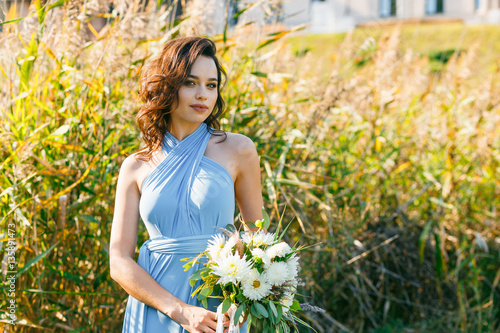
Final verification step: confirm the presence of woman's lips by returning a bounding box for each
[190,105,208,112]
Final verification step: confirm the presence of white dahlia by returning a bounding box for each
[241,269,272,301]
[266,242,291,260]
[207,234,227,261]
[264,261,290,286]
[212,252,252,285]
[242,231,276,248]
[251,248,271,267]
[286,254,300,280]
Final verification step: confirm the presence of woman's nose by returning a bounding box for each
[196,89,208,101]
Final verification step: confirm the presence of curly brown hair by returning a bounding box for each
[135,36,227,161]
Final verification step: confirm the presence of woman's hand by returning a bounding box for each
[170,303,230,333]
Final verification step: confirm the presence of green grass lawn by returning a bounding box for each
[286,22,500,79]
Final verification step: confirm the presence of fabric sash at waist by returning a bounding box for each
[138,234,213,275]
[138,234,213,278]
[133,234,214,330]
[143,234,213,255]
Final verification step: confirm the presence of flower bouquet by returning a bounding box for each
[182,216,312,333]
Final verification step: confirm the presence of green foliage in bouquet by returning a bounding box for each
[182,212,314,333]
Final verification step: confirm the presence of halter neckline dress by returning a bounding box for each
[122,122,242,332]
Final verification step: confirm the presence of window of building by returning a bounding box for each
[426,0,444,15]
[380,0,397,17]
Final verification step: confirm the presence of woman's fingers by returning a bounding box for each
[204,310,219,330]
[203,326,216,333]
[176,305,224,333]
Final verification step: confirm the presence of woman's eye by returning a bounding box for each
[185,80,195,86]
[208,83,217,89]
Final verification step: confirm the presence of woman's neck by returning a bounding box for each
[166,121,203,141]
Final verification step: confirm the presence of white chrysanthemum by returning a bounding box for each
[220,236,237,257]
[264,262,290,286]
[280,292,294,313]
[212,252,252,285]
[242,269,272,301]
[242,231,276,248]
[266,242,292,260]
[207,234,227,261]
[251,248,271,267]
[286,254,300,280]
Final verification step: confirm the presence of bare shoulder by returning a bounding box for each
[222,132,258,158]
[118,151,163,192]
[120,153,146,174]
[207,131,259,182]
[122,150,164,170]
[116,154,141,190]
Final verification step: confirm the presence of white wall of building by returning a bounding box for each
[280,0,500,34]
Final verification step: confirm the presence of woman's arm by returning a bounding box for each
[233,135,264,226]
[109,154,225,333]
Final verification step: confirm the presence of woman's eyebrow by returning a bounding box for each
[187,74,218,82]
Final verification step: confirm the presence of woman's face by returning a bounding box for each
[170,55,219,127]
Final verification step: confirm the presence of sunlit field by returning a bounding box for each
[0,1,499,332]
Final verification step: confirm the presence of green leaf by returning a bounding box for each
[269,301,278,318]
[262,208,271,229]
[183,260,194,271]
[234,303,246,324]
[276,219,294,243]
[198,285,213,300]
[290,299,302,311]
[268,303,277,325]
[19,34,38,94]
[0,17,25,26]
[282,321,290,333]
[250,303,262,319]
[434,232,447,281]
[225,223,236,233]
[246,314,253,333]
[251,71,267,78]
[16,242,58,277]
[257,25,306,50]
[236,292,245,303]
[276,304,283,323]
[263,320,272,333]
[47,0,68,10]
[419,220,433,263]
[191,283,205,298]
[233,0,263,21]
[245,222,257,230]
[189,269,203,283]
[222,298,232,314]
[254,302,269,318]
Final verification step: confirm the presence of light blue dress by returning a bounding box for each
[122,122,246,332]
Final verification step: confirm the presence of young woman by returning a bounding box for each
[109,37,263,332]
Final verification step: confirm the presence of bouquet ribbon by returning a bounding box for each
[216,303,239,333]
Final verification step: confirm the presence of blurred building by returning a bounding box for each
[2,0,500,35]
[281,0,500,33]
